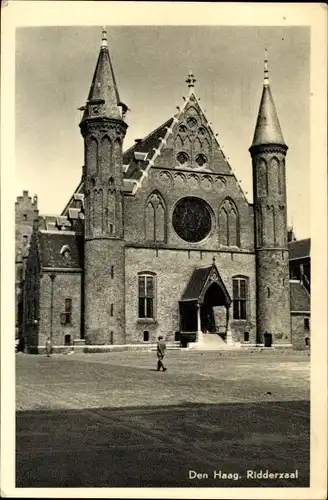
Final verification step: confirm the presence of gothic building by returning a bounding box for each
[17,30,310,352]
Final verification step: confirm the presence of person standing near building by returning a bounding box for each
[156,336,167,371]
[45,337,52,357]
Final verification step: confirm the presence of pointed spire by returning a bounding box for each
[81,28,127,122]
[250,50,286,148]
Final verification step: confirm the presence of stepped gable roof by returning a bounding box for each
[288,238,310,260]
[38,230,83,269]
[124,118,174,181]
[290,281,310,312]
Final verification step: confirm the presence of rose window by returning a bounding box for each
[195,154,208,167]
[187,117,197,129]
[172,197,212,243]
[176,152,189,165]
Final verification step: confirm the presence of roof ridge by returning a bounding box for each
[123,117,174,158]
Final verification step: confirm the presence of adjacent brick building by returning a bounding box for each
[17,30,310,351]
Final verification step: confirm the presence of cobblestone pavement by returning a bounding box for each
[16,350,310,488]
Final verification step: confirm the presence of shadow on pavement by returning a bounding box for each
[16,400,310,488]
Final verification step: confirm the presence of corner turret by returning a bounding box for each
[250,50,291,347]
[80,28,128,345]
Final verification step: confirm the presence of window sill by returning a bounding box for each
[137,319,158,325]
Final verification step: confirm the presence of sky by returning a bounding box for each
[15,25,310,238]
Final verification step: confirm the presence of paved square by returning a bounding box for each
[16,349,310,488]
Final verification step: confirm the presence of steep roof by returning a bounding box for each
[124,118,174,181]
[250,52,286,148]
[80,29,126,122]
[38,231,83,269]
[181,266,210,301]
[288,238,311,260]
[290,281,310,312]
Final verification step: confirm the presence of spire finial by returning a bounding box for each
[212,255,216,265]
[186,71,196,94]
[101,26,108,49]
[264,48,269,86]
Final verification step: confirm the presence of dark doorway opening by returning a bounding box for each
[201,282,227,333]
[264,332,272,347]
[64,334,71,346]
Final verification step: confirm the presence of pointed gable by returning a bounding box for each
[181,264,231,306]
[171,93,233,175]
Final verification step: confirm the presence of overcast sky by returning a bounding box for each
[16,25,310,238]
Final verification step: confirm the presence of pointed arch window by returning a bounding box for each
[101,136,111,173]
[176,152,189,165]
[145,192,166,242]
[86,137,98,175]
[219,199,240,247]
[195,153,208,167]
[257,158,268,196]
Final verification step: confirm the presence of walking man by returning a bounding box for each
[156,336,167,372]
[46,337,52,357]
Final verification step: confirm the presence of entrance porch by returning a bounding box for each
[179,261,234,348]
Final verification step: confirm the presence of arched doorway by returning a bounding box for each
[179,262,232,344]
[200,282,227,333]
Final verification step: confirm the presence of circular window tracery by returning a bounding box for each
[187,117,197,129]
[195,154,208,167]
[172,197,212,243]
[178,125,187,133]
[176,152,189,165]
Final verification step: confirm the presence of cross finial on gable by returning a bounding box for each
[186,71,196,93]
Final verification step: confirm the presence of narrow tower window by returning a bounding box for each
[232,277,248,320]
[61,298,72,325]
[138,274,155,319]
[110,304,114,316]
[143,331,149,342]
[111,265,114,278]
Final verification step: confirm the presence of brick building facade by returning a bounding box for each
[17,30,310,352]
